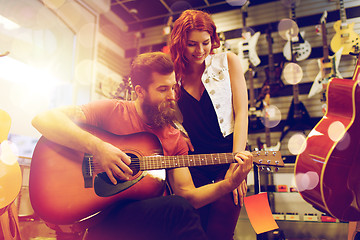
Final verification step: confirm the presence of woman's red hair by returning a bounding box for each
[169,10,220,82]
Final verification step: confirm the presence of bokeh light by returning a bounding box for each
[287,133,306,155]
[78,23,96,48]
[334,132,351,151]
[260,105,282,128]
[328,121,345,142]
[0,141,19,166]
[75,59,94,85]
[241,27,256,38]
[278,18,299,41]
[226,0,248,7]
[295,171,319,192]
[283,62,303,85]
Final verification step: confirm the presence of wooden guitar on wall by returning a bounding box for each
[29,124,283,225]
[237,0,261,73]
[295,55,360,221]
[308,10,343,99]
[330,0,360,55]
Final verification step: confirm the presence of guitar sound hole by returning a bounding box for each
[128,153,140,175]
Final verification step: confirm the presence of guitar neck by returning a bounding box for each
[139,150,283,170]
[292,82,300,105]
[339,0,347,23]
[140,153,236,170]
[266,29,275,73]
[248,67,256,108]
[321,20,329,60]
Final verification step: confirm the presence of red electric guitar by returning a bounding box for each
[295,55,360,221]
[30,125,283,225]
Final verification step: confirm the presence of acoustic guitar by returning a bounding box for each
[0,109,22,240]
[0,110,22,210]
[308,10,343,99]
[330,0,360,55]
[295,55,360,221]
[29,124,283,225]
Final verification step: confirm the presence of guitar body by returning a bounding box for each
[0,110,22,210]
[261,64,284,98]
[308,47,343,98]
[283,31,312,61]
[295,77,360,221]
[238,31,261,73]
[279,98,311,143]
[29,127,166,225]
[331,20,360,55]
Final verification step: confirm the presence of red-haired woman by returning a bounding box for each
[169,9,249,240]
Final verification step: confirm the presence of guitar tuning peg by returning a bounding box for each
[274,167,279,172]
[266,167,271,172]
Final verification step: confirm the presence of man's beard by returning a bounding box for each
[142,96,177,128]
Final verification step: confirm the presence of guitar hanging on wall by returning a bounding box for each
[237,0,260,73]
[256,89,281,152]
[258,25,284,101]
[295,54,360,221]
[29,124,283,225]
[256,26,282,150]
[279,2,312,143]
[247,67,263,131]
[282,1,311,61]
[308,10,343,99]
[330,0,360,55]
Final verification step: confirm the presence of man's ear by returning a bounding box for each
[134,85,145,99]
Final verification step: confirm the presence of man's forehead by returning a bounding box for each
[150,71,176,86]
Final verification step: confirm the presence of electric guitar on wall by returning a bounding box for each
[29,124,283,225]
[330,0,360,55]
[279,1,312,143]
[308,10,343,99]
[282,1,312,62]
[237,0,261,73]
[295,55,360,221]
[259,26,284,101]
[247,67,262,130]
[256,90,281,151]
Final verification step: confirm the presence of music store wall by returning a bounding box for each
[97,0,360,162]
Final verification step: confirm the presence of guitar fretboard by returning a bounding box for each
[339,0,347,24]
[139,153,236,170]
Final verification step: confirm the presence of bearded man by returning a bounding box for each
[31,52,252,240]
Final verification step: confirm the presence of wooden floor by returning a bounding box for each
[18,216,56,240]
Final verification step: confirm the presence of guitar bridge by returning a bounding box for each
[82,153,93,188]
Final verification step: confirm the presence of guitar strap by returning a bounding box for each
[0,202,21,240]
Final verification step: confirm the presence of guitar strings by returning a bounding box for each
[84,152,279,172]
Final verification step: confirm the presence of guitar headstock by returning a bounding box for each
[251,150,284,168]
[320,10,328,24]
